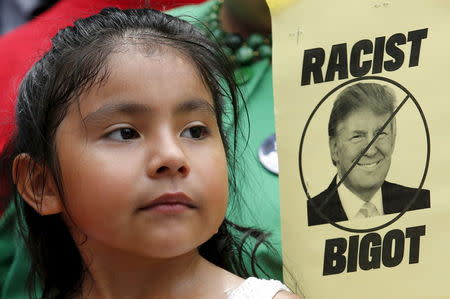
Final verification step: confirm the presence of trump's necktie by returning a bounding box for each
[356,201,380,218]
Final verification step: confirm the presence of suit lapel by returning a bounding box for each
[321,177,348,223]
[382,181,406,214]
[382,181,397,214]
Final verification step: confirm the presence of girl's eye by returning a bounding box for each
[181,125,209,139]
[107,128,140,141]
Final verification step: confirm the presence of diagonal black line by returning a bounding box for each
[319,94,410,211]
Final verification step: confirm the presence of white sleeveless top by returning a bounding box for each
[226,277,291,299]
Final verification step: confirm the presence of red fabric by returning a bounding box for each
[0,0,206,151]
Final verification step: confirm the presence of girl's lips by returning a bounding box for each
[139,192,196,212]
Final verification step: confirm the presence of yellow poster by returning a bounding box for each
[267,0,449,298]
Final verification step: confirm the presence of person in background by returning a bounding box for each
[0,0,58,35]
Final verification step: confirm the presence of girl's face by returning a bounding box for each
[55,46,228,259]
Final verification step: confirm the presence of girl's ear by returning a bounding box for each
[12,153,63,215]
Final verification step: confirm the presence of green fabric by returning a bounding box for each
[170,1,282,281]
[0,202,30,299]
[0,4,281,298]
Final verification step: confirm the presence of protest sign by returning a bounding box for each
[267,1,449,297]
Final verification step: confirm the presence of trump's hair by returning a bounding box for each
[328,82,396,139]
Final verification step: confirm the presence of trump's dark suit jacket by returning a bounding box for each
[307,178,430,226]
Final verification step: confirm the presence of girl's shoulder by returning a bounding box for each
[226,277,300,299]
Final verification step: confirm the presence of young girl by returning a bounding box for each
[1,7,300,299]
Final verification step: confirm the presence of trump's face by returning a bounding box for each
[330,108,396,200]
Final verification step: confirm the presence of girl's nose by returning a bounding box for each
[146,136,190,179]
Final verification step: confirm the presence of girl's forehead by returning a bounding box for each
[107,43,192,69]
[65,45,213,119]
